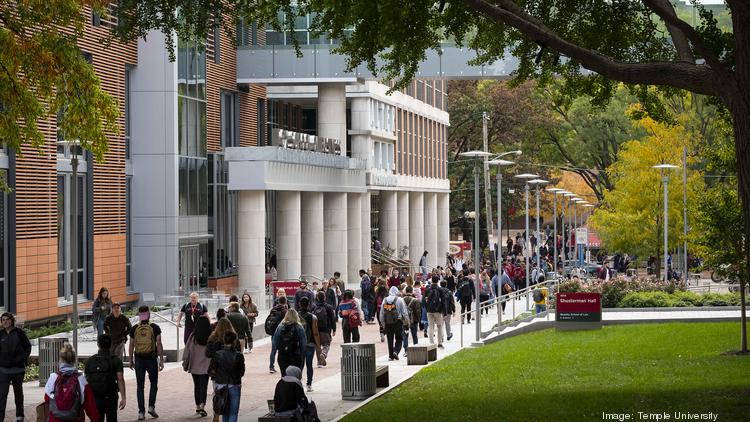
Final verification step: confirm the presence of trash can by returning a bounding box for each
[39,337,68,386]
[340,343,376,400]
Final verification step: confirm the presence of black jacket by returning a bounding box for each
[274,379,307,414]
[104,314,132,344]
[0,327,31,369]
[209,346,244,385]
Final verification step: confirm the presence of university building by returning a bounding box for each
[4,11,451,324]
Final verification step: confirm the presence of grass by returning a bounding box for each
[345,322,750,422]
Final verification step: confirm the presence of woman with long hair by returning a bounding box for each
[325,278,338,309]
[479,270,495,315]
[92,287,113,337]
[240,293,258,353]
[272,309,306,376]
[183,315,211,417]
[44,343,100,421]
[206,317,238,358]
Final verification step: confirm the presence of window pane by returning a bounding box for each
[178,38,187,96]
[188,100,197,156]
[198,159,208,215]
[198,101,207,156]
[77,175,85,269]
[57,175,65,297]
[189,159,198,215]
[196,45,206,100]
[179,158,188,216]
[179,96,187,155]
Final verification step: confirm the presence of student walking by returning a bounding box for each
[104,303,132,360]
[337,290,361,343]
[312,291,336,365]
[359,270,375,323]
[182,315,211,418]
[380,286,409,360]
[440,280,455,341]
[128,306,164,420]
[0,312,31,422]
[209,331,245,422]
[533,276,549,315]
[294,281,315,312]
[44,343,100,422]
[92,288,113,338]
[457,272,475,323]
[239,293,258,353]
[424,276,446,348]
[226,302,251,352]
[297,298,322,391]
[85,334,127,421]
[266,296,289,374]
[177,292,208,344]
[401,286,421,357]
[273,309,307,376]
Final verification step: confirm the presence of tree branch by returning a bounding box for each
[463,0,720,96]
[642,0,694,63]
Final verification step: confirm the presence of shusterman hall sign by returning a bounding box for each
[273,129,342,155]
[555,292,602,330]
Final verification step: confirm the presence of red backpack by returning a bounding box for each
[50,372,82,420]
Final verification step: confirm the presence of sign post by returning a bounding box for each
[555,292,602,330]
[575,227,588,267]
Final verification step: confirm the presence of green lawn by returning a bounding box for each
[344,322,750,422]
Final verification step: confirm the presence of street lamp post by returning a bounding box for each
[515,173,539,308]
[654,164,679,282]
[460,150,493,345]
[547,188,564,274]
[562,192,575,269]
[488,158,516,288]
[583,203,595,264]
[529,179,549,273]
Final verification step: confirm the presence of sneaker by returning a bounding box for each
[389,356,394,361]
[423,331,428,338]
[147,407,159,418]
[380,334,385,342]
[447,333,453,341]
[269,367,277,374]
[403,352,408,357]
[138,413,145,421]
[306,385,313,392]
[438,344,444,349]
[394,354,400,360]
[197,409,207,418]
[317,364,323,368]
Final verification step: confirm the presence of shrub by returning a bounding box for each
[618,291,739,308]
[619,292,674,308]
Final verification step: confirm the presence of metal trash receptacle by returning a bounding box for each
[340,343,376,400]
[39,337,68,386]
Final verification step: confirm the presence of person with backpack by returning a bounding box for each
[226,302,250,353]
[266,296,288,374]
[128,306,164,420]
[440,280,455,341]
[336,290,361,343]
[182,315,211,418]
[0,312,31,422]
[44,343,100,422]
[208,331,245,422]
[85,334,126,421]
[297,297,322,391]
[533,276,549,315]
[401,286,421,357]
[104,303,131,360]
[312,291,336,366]
[456,271,475,324]
[359,269,375,323]
[380,286,409,360]
[424,276,446,348]
[177,292,208,345]
[273,309,307,377]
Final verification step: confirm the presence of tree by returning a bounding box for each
[589,113,703,280]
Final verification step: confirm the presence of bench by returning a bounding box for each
[258,400,294,422]
[375,365,389,388]
[407,344,437,365]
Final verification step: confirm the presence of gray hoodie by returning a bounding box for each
[379,286,409,325]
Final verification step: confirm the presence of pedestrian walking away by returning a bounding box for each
[44,343,100,422]
[239,293,258,353]
[128,306,164,420]
[177,292,208,345]
[0,312,31,421]
[85,334,127,421]
[104,302,132,360]
[359,270,375,323]
[380,286,409,360]
[208,331,245,422]
[92,287,113,338]
[182,315,211,418]
[266,296,289,374]
[312,291,336,366]
[457,272,475,324]
[401,286,421,356]
[440,280,455,341]
[297,297,323,391]
[337,290,362,343]
[226,302,251,352]
[424,276,446,348]
[273,309,307,377]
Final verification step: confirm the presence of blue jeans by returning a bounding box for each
[403,322,418,351]
[421,303,428,331]
[221,385,241,422]
[299,346,315,386]
[134,357,158,413]
[269,342,278,370]
[95,318,104,338]
[535,304,547,314]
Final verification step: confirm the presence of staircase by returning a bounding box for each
[371,248,413,271]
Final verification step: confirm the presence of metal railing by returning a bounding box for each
[459,279,557,347]
[151,310,181,355]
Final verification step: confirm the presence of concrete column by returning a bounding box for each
[238,191,266,303]
[397,191,410,259]
[409,192,425,266]
[437,192,450,264]
[324,192,348,284]
[301,192,324,279]
[276,191,301,281]
[350,97,371,167]
[347,193,363,283]
[317,83,348,156]
[361,192,372,270]
[424,192,438,270]
[378,190,398,251]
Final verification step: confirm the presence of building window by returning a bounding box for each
[125,176,132,288]
[208,154,237,278]
[0,170,7,310]
[221,91,238,148]
[124,65,132,160]
[56,171,88,301]
[257,99,267,146]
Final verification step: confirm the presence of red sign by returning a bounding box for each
[271,281,300,298]
[556,292,602,322]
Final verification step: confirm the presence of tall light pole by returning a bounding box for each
[547,188,564,274]
[488,158,516,285]
[481,113,493,266]
[460,150,493,345]
[583,203,595,264]
[572,198,585,267]
[529,179,549,272]
[654,164,679,282]
[682,145,689,276]
[515,173,539,307]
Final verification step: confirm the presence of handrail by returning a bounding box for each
[298,274,326,283]
[150,310,181,354]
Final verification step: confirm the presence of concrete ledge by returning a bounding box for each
[601,306,744,312]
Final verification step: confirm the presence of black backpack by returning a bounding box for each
[312,304,330,331]
[299,312,314,344]
[279,324,301,357]
[425,286,443,313]
[458,279,472,298]
[84,353,114,395]
[382,299,399,325]
[404,296,421,324]
[264,308,283,335]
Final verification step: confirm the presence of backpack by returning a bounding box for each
[425,286,443,313]
[299,312,314,344]
[404,296,421,325]
[312,304,330,331]
[264,308,283,336]
[382,300,399,325]
[49,372,82,420]
[279,324,301,357]
[133,323,155,357]
[533,289,544,303]
[458,279,472,299]
[361,277,372,298]
[347,308,361,329]
[84,353,113,395]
